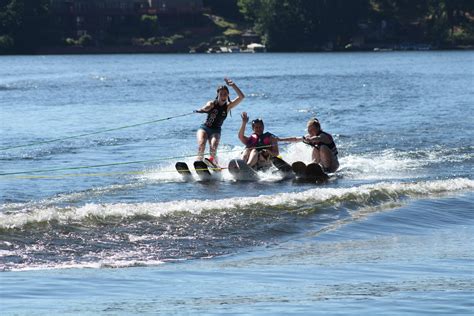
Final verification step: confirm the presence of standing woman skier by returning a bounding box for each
[195,78,245,164]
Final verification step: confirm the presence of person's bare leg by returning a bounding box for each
[311,147,321,164]
[209,134,221,162]
[319,145,339,172]
[247,149,259,167]
[241,148,251,162]
[196,129,208,161]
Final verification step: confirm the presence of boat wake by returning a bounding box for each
[1,178,472,230]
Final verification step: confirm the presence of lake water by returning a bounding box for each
[1,51,473,314]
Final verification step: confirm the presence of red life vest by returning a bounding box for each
[246,132,274,151]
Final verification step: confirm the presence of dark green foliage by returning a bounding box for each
[426,0,474,44]
[140,15,159,38]
[0,34,14,53]
[77,34,93,47]
[203,0,244,20]
[0,0,473,53]
[238,0,474,50]
[0,0,51,53]
[237,0,370,51]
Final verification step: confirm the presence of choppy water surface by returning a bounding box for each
[1,52,473,314]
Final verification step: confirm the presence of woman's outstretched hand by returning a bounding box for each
[224,78,235,86]
[241,111,249,124]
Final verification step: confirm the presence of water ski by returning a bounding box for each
[306,163,329,181]
[193,160,213,181]
[228,159,259,181]
[175,162,193,181]
[271,156,294,178]
[291,161,306,178]
[291,161,329,182]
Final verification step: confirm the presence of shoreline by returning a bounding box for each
[2,45,473,56]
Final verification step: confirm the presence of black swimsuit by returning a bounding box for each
[307,131,338,156]
[204,101,228,130]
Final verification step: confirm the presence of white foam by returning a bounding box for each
[1,178,473,229]
[340,150,419,180]
[340,149,428,180]
[137,143,463,183]
[139,144,274,183]
[279,142,314,164]
[11,258,165,272]
[140,143,315,183]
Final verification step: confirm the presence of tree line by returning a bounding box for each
[237,0,474,51]
[0,0,52,53]
[1,0,473,54]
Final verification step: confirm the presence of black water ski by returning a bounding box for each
[291,161,306,178]
[228,159,259,181]
[291,161,329,182]
[193,160,213,181]
[306,163,329,182]
[175,162,193,181]
[271,156,294,179]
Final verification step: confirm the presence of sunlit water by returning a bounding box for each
[1,52,473,314]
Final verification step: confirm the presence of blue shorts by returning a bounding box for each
[199,125,221,138]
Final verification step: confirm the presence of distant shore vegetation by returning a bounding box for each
[0,0,473,54]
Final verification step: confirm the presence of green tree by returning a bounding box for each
[203,0,244,20]
[440,0,474,36]
[0,34,14,53]
[372,0,430,22]
[78,34,94,47]
[0,0,51,53]
[238,0,369,51]
[423,0,474,44]
[371,0,474,44]
[140,14,158,38]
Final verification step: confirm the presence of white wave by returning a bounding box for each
[10,258,166,272]
[0,182,148,213]
[279,142,315,164]
[340,147,473,180]
[1,178,473,229]
[140,144,268,183]
[133,142,472,183]
[141,143,314,183]
[340,150,421,180]
[3,246,168,272]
